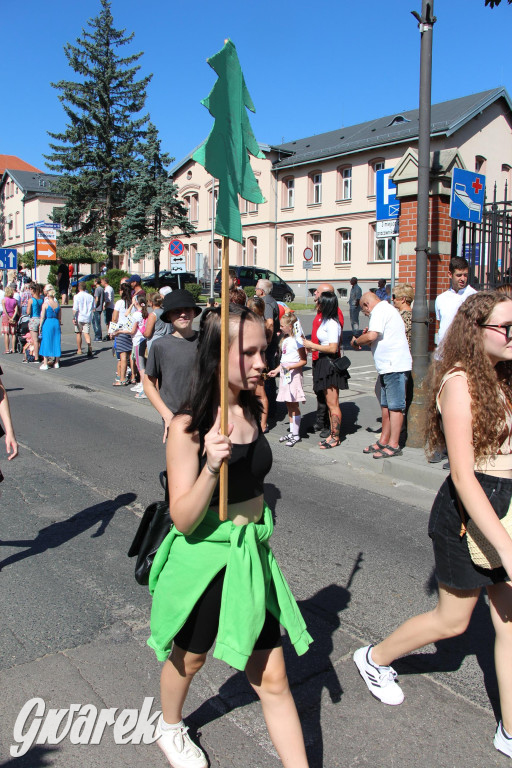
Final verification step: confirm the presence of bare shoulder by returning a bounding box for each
[168,415,200,454]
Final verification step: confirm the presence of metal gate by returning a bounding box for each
[456,183,512,290]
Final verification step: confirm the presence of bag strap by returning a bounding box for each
[453,486,468,538]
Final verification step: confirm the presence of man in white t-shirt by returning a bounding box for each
[350,292,412,459]
[72,283,94,357]
[435,256,477,346]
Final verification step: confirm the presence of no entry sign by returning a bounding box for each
[169,239,184,256]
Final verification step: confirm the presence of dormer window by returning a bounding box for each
[388,115,411,126]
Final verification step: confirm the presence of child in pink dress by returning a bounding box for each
[268,311,307,446]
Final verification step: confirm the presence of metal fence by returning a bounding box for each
[458,183,512,290]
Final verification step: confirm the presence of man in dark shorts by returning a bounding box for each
[144,290,201,442]
[56,259,70,305]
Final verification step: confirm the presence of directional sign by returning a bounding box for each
[303,247,313,261]
[36,228,57,260]
[170,255,186,274]
[450,167,485,223]
[26,220,45,229]
[0,248,17,270]
[376,168,400,220]
[169,238,184,256]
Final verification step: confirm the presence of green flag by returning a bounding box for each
[193,39,265,244]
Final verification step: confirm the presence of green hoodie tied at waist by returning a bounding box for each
[147,502,313,671]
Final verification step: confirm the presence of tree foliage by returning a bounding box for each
[45,0,152,267]
[485,0,511,6]
[117,122,194,276]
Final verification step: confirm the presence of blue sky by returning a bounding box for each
[5,0,512,173]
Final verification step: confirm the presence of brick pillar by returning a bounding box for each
[398,194,454,350]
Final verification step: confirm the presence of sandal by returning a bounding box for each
[373,445,403,459]
[319,436,341,449]
[363,440,387,454]
[112,379,130,386]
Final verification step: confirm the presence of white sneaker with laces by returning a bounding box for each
[131,382,143,392]
[39,363,49,371]
[156,717,207,768]
[353,645,404,705]
[494,721,512,758]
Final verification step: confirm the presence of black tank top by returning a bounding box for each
[199,431,273,505]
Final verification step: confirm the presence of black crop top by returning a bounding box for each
[199,431,273,505]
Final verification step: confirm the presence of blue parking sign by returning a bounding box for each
[450,167,485,223]
[376,168,400,220]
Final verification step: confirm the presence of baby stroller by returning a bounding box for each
[15,315,30,354]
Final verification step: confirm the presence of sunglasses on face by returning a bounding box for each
[479,323,512,341]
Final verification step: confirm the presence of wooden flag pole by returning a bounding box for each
[219,235,230,521]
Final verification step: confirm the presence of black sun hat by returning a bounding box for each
[161,289,202,323]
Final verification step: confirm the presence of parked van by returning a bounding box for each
[214,266,295,302]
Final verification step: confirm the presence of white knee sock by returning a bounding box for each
[291,414,301,436]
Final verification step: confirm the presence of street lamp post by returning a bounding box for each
[408,0,436,447]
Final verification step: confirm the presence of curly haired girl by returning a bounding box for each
[354,292,512,760]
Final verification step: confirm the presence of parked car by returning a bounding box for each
[70,273,101,288]
[214,266,295,302]
[141,270,197,290]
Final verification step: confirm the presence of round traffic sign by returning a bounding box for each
[303,247,313,261]
[169,238,184,256]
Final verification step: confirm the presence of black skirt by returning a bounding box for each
[428,472,511,589]
[313,355,350,394]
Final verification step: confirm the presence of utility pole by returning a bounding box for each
[408,0,436,447]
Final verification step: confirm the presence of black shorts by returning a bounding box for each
[173,567,282,655]
[428,472,512,589]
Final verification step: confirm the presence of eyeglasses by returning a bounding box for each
[479,323,512,340]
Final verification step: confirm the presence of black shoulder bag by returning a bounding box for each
[128,471,172,585]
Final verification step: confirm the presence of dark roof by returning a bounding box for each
[271,87,512,169]
[1,169,63,198]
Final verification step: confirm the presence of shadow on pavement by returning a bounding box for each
[186,553,364,768]
[0,745,58,767]
[0,492,136,570]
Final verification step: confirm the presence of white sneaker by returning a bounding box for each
[494,721,512,758]
[155,717,207,768]
[353,645,404,705]
[54,363,60,369]
[39,364,49,371]
[130,382,143,392]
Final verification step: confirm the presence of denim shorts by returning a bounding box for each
[428,472,511,589]
[379,371,409,411]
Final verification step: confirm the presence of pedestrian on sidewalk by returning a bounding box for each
[435,255,477,349]
[144,290,200,441]
[303,291,347,449]
[0,365,18,490]
[353,291,512,761]
[92,277,104,341]
[27,283,44,363]
[349,277,362,332]
[129,294,149,398]
[148,303,312,768]
[38,289,61,370]
[101,276,115,339]
[247,296,269,432]
[111,282,135,386]
[353,291,411,459]
[143,293,172,354]
[310,282,344,439]
[2,286,19,354]
[268,311,306,446]
[72,282,94,357]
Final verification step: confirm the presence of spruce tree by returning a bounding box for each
[46,0,151,267]
[117,123,194,277]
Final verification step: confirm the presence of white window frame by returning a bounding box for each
[284,235,294,266]
[312,232,321,264]
[374,233,396,263]
[249,237,257,265]
[340,230,351,263]
[286,178,294,208]
[341,166,352,200]
[313,173,322,204]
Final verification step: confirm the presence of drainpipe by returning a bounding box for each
[274,168,278,273]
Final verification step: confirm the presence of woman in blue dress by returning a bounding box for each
[39,289,61,370]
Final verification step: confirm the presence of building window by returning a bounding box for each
[213,240,222,268]
[368,158,385,196]
[249,201,258,214]
[282,234,294,266]
[241,238,246,265]
[336,229,351,263]
[338,166,352,200]
[308,232,321,264]
[15,212,20,238]
[248,237,257,265]
[475,155,486,174]
[184,193,199,222]
[502,164,512,195]
[208,188,218,220]
[239,196,248,214]
[374,230,396,262]
[282,177,295,208]
[189,243,197,272]
[309,171,322,204]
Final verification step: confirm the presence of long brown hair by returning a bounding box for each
[425,292,512,460]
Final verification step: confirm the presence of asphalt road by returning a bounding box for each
[0,344,506,767]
